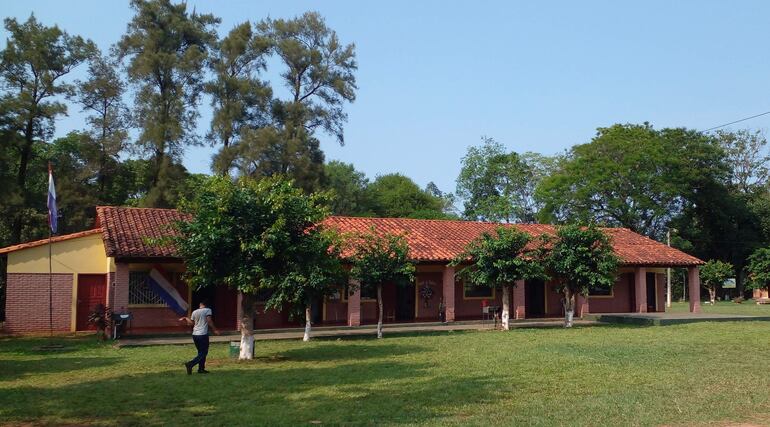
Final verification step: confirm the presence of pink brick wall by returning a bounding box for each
[588,273,634,313]
[110,263,130,312]
[454,281,510,320]
[5,273,72,333]
[324,300,347,324]
[129,307,186,329]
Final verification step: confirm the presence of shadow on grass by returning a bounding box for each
[308,329,481,342]
[0,356,122,382]
[0,336,107,356]
[275,342,427,362]
[0,349,505,425]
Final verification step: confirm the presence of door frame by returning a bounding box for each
[525,279,547,318]
[75,273,108,331]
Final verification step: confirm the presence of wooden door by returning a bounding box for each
[76,274,107,331]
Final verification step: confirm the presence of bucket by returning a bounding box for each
[229,341,240,359]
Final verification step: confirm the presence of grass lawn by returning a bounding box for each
[668,299,770,316]
[2,322,770,426]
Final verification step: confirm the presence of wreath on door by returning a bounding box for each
[419,281,435,308]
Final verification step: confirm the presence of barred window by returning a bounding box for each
[128,271,165,305]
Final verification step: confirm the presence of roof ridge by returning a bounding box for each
[97,205,181,212]
[327,215,549,226]
[0,228,103,254]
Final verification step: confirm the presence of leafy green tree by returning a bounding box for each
[457,137,552,223]
[451,227,545,330]
[537,124,726,239]
[667,127,764,294]
[40,133,101,233]
[75,53,129,194]
[746,248,770,295]
[0,14,95,243]
[232,12,357,191]
[232,126,326,192]
[258,11,357,145]
[170,176,330,358]
[699,260,734,305]
[205,21,272,176]
[117,0,219,206]
[265,227,345,341]
[323,160,370,215]
[366,173,447,218]
[347,229,415,338]
[714,129,770,194]
[425,181,458,217]
[545,224,619,327]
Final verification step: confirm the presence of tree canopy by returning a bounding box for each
[545,224,620,327]
[117,0,220,206]
[699,259,734,304]
[347,228,415,338]
[169,175,333,355]
[451,226,546,329]
[456,137,554,223]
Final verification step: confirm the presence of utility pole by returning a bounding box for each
[666,229,671,308]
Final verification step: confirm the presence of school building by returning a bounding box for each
[0,206,704,334]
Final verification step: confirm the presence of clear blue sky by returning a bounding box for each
[4,1,770,194]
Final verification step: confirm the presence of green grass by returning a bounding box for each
[2,323,770,426]
[668,299,770,316]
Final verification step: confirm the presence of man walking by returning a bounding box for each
[179,300,219,374]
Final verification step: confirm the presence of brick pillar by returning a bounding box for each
[634,267,647,313]
[688,266,701,313]
[442,266,456,322]
[347,280,361,326]
[576,293,589,317]
[112,262,130,312]
[513,279,526,319]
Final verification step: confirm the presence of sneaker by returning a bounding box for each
[184,362,192,375]
[198,369,210,374]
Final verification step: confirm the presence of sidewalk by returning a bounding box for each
[117,318,597,347]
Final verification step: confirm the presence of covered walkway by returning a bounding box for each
[117,318,598,347]
[588,312,770,326]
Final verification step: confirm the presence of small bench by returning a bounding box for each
[756,298,770,305]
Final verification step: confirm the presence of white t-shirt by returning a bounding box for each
[191,307,212,336]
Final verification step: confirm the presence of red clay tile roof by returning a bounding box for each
[322,216,704,266]
[1,206,703,266]
[95,206,189,258]
[0,228,103,255]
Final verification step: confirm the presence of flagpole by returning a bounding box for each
[48,225,52,338]
[47,161,56,339]
[48,162,53,338]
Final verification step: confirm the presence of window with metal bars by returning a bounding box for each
[128,271,165,305]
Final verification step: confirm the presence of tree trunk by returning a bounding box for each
[563,288,575,328]
[501,285,510,331]
[377,284,383,339]
[708,287,716,305]
[239,292,255,360]
[303,302,312,342]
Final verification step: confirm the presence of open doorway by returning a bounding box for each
[525,279,546,318]
[396,282,415,321]
[646,272,657,312]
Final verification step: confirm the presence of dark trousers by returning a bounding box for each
[189,334,210,371]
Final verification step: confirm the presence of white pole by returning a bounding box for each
[48,229,53,337]
[666,230,671,309]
